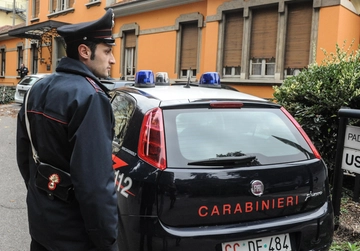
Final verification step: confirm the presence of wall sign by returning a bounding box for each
[342,125,360,174]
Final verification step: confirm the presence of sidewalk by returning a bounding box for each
[0,106,30,250]
[0,103,21,117]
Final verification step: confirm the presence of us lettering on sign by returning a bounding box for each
[342,125,360,174]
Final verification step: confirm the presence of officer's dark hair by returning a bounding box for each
[65,41,97,61]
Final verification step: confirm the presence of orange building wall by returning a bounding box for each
[32,2,108,73]
[35,1,107,23]
[201,0,222,74]
[136,32,177,76]
[228,84,276,100]
[37,46,52,73]
[2,0,360,98]
[0,37,26,86]
[111,38,121,78]
[337,6,360,50]
[117,2,207,30]
[317,5,359,63]
[0,0,111,86]
[113,2,208,79]
[201,21,219,73]
[206,0,224,15]
[34,2,111,74]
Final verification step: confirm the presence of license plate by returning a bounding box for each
[222,233,291,251]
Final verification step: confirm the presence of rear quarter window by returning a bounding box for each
[111,93,136,150]
[163,107,314,167]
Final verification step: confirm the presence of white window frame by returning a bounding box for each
[125,47,136,80]
[222,66,241,77]
[59,0,67,11]
[180,68,196,78]
[50,0,69,12]
[249,58,275,77]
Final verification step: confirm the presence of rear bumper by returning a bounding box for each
[14,92,24,104]
[118,199,334,251]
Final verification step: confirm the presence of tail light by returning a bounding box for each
[138,107,167,170]
[281,107,321,159]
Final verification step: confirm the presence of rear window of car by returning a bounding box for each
[163,107,315,167]
[19,77,39,86]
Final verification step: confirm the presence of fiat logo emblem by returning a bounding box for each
[251,180,264,197]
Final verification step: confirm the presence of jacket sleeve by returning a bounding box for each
[16,103,31,187]
[68,91,118,250]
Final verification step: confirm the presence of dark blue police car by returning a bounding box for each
[110,71,334,251]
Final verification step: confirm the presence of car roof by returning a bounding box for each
[124,85,267,103]
[25,73,51,78]
[100,79,134,83]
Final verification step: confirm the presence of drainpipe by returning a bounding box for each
[12,0,15,26]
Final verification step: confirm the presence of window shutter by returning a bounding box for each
[125,31,136,48]
[35,0,40,17]
[223,11,243,68]
[180,23,198,70]
[285,2,312,69]
[250,7,278,59]
[52,0,57,12]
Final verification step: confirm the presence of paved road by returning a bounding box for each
[0,103,30,251]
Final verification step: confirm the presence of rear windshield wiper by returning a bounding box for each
[188,155,256,166]
[272,135,312,159]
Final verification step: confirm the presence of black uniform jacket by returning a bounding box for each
[16,57,118,251]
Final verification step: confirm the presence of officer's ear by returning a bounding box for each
[78,44,91,60]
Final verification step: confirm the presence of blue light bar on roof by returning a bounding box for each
[135,70,155,87]
[199,72,221,88]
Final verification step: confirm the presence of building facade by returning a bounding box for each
[0,0,26,83]
[0,0,359,98]
[0,0,26,26]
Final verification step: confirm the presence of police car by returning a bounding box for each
[14,74,51,104]
[111,71,334,251]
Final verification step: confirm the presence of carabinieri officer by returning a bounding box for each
[16,8,119,251]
